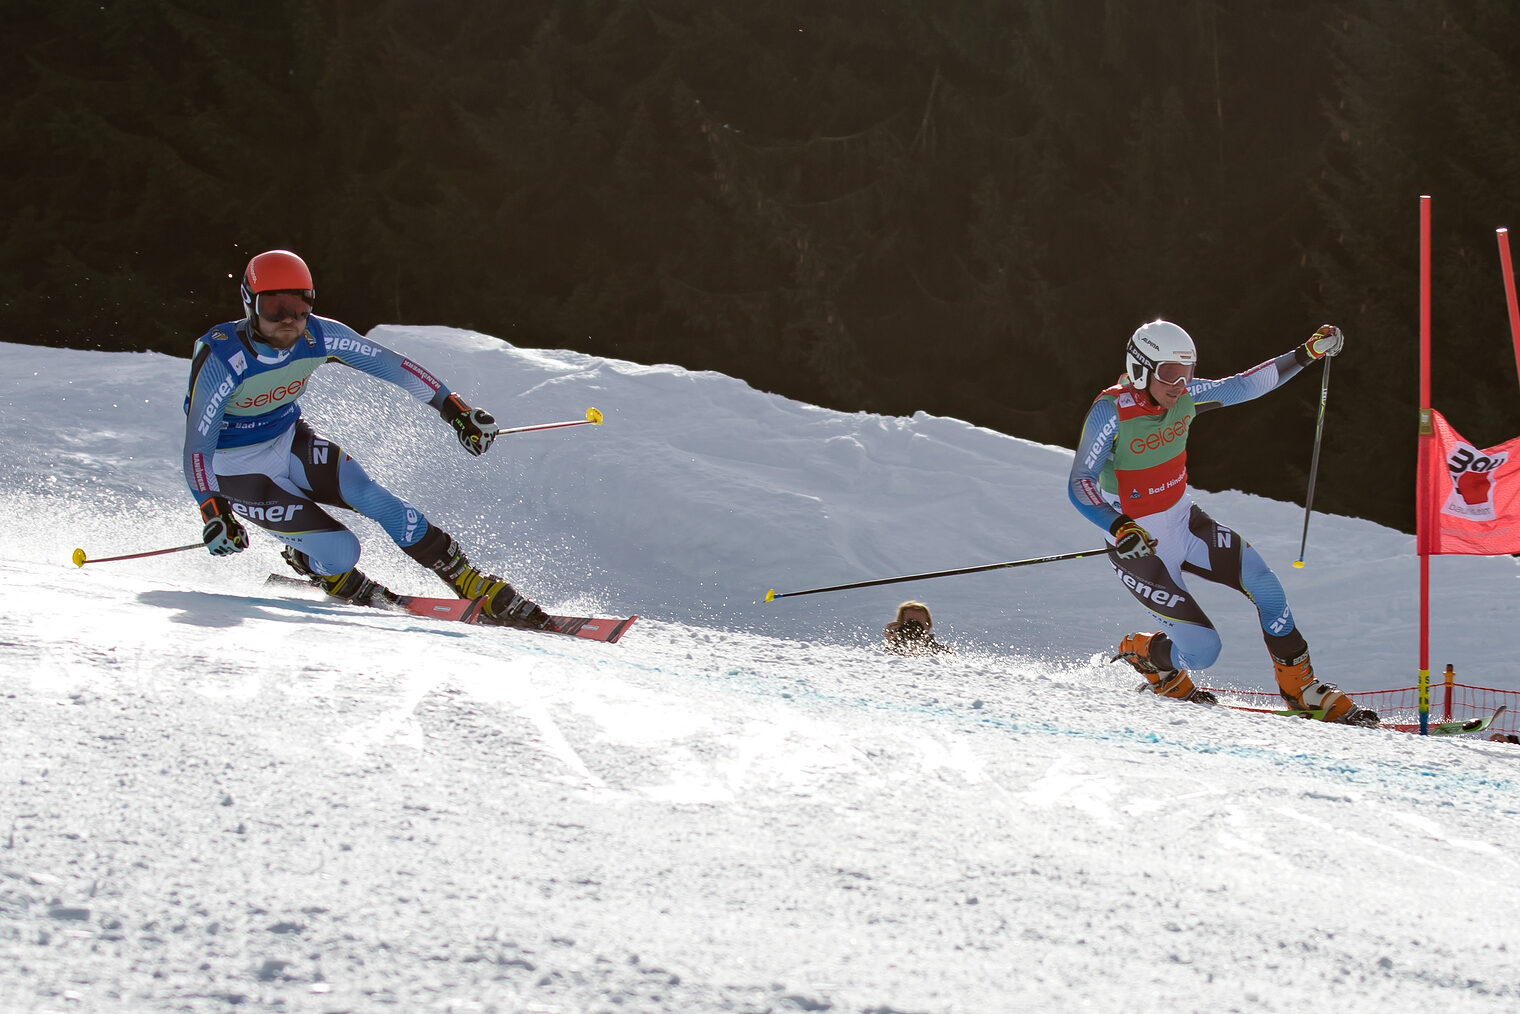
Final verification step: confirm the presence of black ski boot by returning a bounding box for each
[281,546,400,609]
[402,525,555,629]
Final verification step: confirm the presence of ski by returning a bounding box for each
[1136,683,1381,725]
[1133,679,1329,720]
[1219,700,1507,735]
[264,574,638,644]
[1220,703,1329,721]
[1217,700,1387,727]
[1429,705,1508,737]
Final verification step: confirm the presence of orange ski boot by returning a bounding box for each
[1274,652,1379,727]
[1114,632,1217,705]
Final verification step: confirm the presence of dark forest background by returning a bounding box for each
[6,0,1520,533]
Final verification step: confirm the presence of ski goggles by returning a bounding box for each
[255,290,315,323]
[1154,361,1194,386]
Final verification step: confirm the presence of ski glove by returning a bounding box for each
[199,495,249,556]
[1302,324,1344,361]
[439,393,499,456]
[1110,515,1156,560]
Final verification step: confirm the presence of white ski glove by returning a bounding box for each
[1302,324,1344,360]
[200,496,249,556]
[1110,515,1156,560]
[438,393,500,457]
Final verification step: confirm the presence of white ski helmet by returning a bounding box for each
[1126,319,1196,388]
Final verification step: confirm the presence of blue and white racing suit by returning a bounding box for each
[1066,350,1310,672]
[183,316,456,576]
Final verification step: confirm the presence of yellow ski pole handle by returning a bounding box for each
[73,543,202,567]
[498,407,605,435]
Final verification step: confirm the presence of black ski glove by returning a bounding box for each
[200,495,249,556]
[438,393,499,456]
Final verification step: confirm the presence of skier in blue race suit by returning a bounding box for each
[183,249,553,628]
[1067,319,1377,726]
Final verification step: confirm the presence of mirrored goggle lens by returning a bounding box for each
[255,291,314,322]
[1156,361,1193,386]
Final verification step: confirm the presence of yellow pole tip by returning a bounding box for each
[586,408,604,425]
[72,548,87,567]
[1292,559,1305,569]
[764,590,776,602]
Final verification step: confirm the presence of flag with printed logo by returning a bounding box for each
[1417,408,1520,555]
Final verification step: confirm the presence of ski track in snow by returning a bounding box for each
[3,333,1520,1013]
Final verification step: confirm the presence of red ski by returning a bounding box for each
[266,574,637,643]
[396,593,637,643]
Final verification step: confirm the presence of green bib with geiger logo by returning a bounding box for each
[1095,378,1196,518]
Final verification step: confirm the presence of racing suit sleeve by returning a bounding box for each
[319,320,456,411]
[183,342,233,502]
[1067,397,1125,532]
[1189,350,1302,414]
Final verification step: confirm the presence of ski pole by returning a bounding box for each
[1292,356,1332,569]
[765,548,1109,601]
[499,407,604,435]
[72,543,201,567]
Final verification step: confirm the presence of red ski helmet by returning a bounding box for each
[240,250,315,321]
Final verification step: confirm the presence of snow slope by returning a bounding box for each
[2,330,1519,1013]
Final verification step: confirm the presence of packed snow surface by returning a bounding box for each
[2,329,1519,1013]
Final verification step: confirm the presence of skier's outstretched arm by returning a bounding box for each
[321,320,500,456]
[1190,324,1343,413]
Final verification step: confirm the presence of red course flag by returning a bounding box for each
[1418,408,1520,555]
